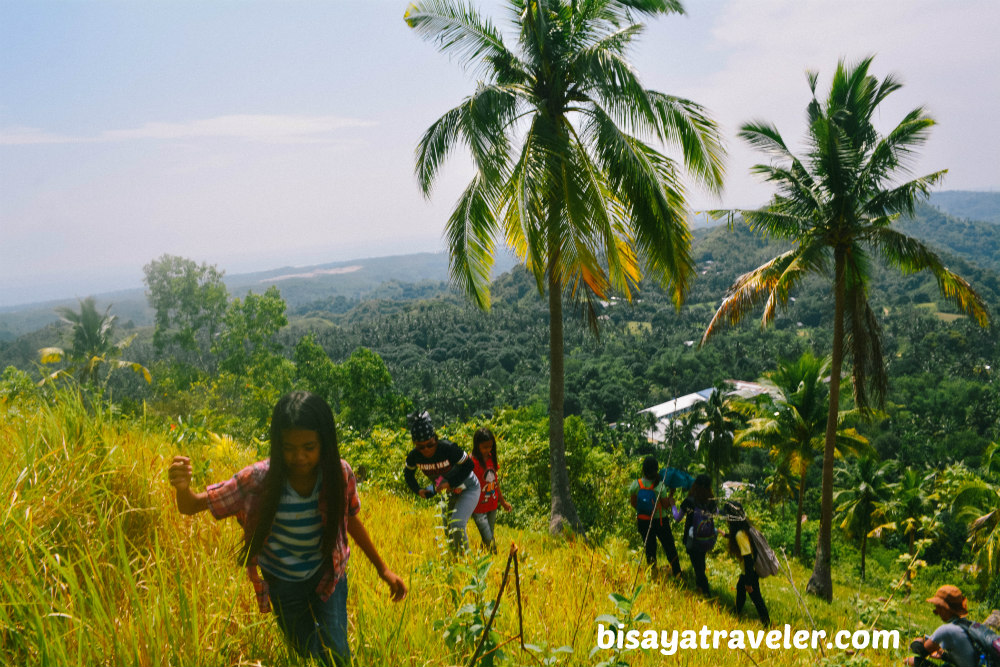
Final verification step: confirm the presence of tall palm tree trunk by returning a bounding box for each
[547,261,582,535]
[808,250,846,601]
[795,470,808,557]
[860,531,868,581]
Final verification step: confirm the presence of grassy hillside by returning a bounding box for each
[4,389,992,667]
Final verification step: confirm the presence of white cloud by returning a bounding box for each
[0,114,377,146]
[0,126,78,145]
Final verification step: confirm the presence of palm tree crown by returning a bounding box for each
[737,352,869,557]
[409,0,723,311]
[408,0,725,532]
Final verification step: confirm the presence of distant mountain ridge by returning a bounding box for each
[0,252,515,340]
[1,190,996,341]
[929,190,1000,225]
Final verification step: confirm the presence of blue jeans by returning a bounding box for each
[472,509,498,551]
[445,472,480,552]
[265,569,349,667]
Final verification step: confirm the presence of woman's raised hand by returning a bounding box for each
[168,455,193,492]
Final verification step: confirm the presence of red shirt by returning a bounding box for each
[472,456,500,514]
[206,458,360,613]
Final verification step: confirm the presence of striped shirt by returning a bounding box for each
[206,459,360,613]
[257,473,325,581]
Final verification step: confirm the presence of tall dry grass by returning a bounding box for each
[2,389,927,666]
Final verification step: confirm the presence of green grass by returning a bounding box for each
[0,390,967,666]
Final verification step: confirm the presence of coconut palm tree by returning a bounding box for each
[736,352,869,557]
[763,458,796,517]
[700,56,989,599]
[407,0,725,533]
[691,380,745,489]
[834,455,895,580]
[881,467,940,556]
[39,297,150,387]
[953,480,1000,584]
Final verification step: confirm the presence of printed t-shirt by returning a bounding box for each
[403,438,474,494]
[473,457,499,513]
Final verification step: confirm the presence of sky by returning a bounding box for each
[1,0,998,308]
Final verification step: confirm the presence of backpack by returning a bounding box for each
[685,506,717,553]
[635,478,658,519]
[953,617,1000,667]
[748,526,781,578]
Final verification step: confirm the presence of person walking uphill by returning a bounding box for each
[680,474,717,596]
[722,500,770,627]
[629,456,681,576]
[167,391,406,667]
[470,427,512,552]
[403,410,480,552]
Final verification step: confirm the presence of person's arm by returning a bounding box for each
[495,465,512,511]
[904,636,943,666]
[403,453,426,497]
[441,443,474,492]
[168,455,209,515]
[346,514,407,602]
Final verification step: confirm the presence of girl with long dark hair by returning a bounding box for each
[470,427,512,551]
[168,391,406,666]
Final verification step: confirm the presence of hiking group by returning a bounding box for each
[629,455,776,628]
[166,394,999,667]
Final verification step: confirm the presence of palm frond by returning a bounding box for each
[861,170,946,220]
[843,264,887,409]
[585,103,693,305]
[647,92,725,193]
[739,120,793,159]
[445,175,500,310]
[499,115,548,290]
[701,250,798,343]
[868,227,991,327]
[405,0,520,80]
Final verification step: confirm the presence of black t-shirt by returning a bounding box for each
[403,438,474,495]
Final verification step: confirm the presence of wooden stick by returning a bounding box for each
[468,544,516,667]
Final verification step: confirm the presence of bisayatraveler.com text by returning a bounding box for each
[595,623,900,656]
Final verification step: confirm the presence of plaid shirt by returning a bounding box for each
[206,458,361,613]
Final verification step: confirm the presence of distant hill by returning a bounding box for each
[2,190,996,342]
[897,201,1000,274]
[0,251,517,341]
[929,190,1000,225]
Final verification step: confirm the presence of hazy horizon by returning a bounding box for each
[3,1,998,307]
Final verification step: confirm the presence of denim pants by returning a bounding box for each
[265,569,349,667]
[472,509,498,551]
[445,472,480,552]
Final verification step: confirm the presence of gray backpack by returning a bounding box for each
[748,526,780,578]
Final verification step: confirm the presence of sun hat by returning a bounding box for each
[926,585,968,617]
